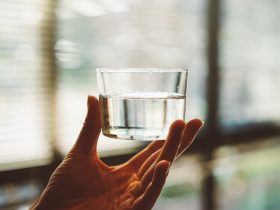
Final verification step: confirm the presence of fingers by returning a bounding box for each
[127,141,164,170]
[176,119,204,157]
[72,96,102,156]
[156,120,186,162]
[132,160,170,210]
[136,120,185,193]
[137,119,204,178]
[138,150,160,178]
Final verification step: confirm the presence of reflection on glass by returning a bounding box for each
[219,0,280,128]
[56,0,207,153]
[214,138,280,210]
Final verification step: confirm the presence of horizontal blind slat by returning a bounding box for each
[0,0,53,169]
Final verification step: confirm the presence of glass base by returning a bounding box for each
[102,127,167,141]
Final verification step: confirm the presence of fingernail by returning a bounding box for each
[200,121,205,129]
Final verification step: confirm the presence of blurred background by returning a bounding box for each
[0,0,280,209]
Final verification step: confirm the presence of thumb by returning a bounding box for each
[72,96,102,156]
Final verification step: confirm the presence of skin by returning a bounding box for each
[30,96,203,210]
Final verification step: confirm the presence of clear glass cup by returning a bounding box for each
[96,68,188,140]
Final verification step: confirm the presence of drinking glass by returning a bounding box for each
[96,68,188,140]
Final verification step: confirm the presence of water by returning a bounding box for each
[99,92,186,140]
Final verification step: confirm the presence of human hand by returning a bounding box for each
[30,96,203,210]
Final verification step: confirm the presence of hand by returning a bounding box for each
[31,96,203,210]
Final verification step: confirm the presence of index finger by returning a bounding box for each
[135,120,185,194]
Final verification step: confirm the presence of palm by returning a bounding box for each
[44,141,164,210]
[31,96,203,210]
[49,157,141,209]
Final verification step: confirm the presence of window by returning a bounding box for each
[155,155,204,210]
[214,138,280,210]
[219,0,280,129]
[0,0,52,170]
[1,0,280,210]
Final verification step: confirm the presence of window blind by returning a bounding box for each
[0,0,207,163]
[220,0,280,128]
[0,0,53,170]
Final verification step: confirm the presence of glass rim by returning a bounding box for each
[96,68,188,73]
